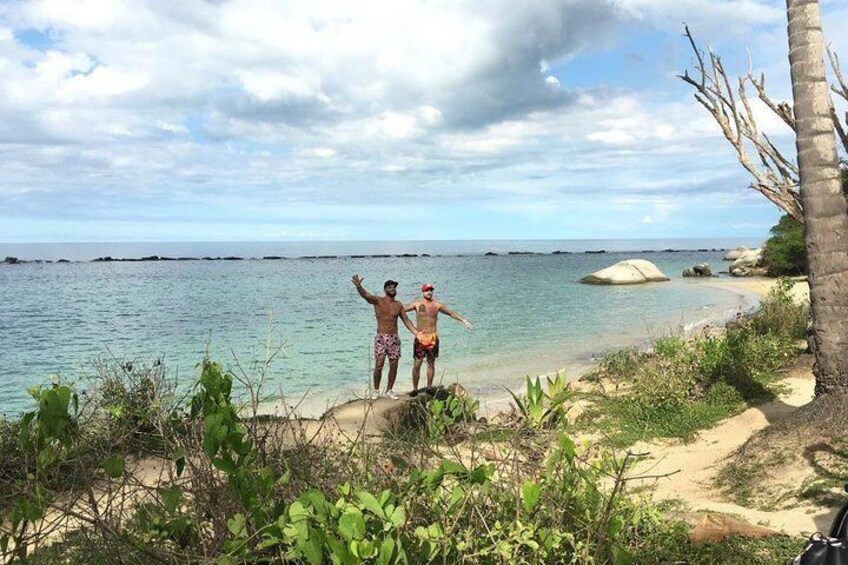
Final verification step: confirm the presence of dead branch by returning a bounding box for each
[679,25,803,220]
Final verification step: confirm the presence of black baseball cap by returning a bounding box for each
[384,280,399,288]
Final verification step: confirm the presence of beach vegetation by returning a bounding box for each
[0,363,647,564]
[583,281,807,446]
[506,374,577,429]
[762,215,807,276]
[0,283,816,564]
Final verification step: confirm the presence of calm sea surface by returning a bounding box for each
[0,239,763,416]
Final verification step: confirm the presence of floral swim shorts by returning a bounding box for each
[374,333,402,362]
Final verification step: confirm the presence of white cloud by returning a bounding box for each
[0,0,818,240]
[587,129,634,145]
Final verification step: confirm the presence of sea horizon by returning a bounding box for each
[1,236,764,262]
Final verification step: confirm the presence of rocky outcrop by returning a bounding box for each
[682,263,714,277]
[580,259,670,285]
[723,246,750,261]
[730,248,766,277]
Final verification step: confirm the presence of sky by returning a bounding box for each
[2,0,847,243]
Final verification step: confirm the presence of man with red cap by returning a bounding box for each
[352,274,418,400]
[405,283,472,394]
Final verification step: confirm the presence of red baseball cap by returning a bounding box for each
[421,283,435,292]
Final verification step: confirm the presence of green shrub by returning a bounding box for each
[762,215,807,276]
[92,358,181,454]
[749,277,808,340]
[593,348,643,386]
[507,374,576,429]
[761,165,847,277]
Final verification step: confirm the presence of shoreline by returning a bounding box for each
[472,276,777,419]
[268,276,785,420]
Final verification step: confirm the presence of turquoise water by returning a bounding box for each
[0,239,762,416]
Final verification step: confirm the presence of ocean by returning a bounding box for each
[0,238,763,416]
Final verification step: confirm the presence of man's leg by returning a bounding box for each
[426,357,436,388]
[387,361,398,392]
[373,355,385,391]
[412,357,424,392]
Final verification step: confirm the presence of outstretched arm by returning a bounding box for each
[399,309,418,335]
[440,304,472,329]
[351,274,378,304]
[404,300,419,312]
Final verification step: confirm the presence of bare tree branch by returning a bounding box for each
[680,26,848,223]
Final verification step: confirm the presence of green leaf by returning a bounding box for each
[377,537,396,565]
[174,447,186,478]
[227,513,246,537]
[559,434,576,459]
[388,505,406,528]
[611,544,633,565]
[162,485,182,514]
[299,534,324,565]
[102,456,125,478]
[522,481,541,513]
[608,516,624,538]
[358,539,376,559]
[289,500,308,522]
[468,464,492,485]
[356,491,385,519]
[441,460,465,475]
[338,511,366,541]
[212,455,236,474]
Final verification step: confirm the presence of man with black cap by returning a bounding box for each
[352,274,418,400]
[405,283,472,394]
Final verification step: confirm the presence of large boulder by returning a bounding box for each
[723,246,749,261]
[730,248,766,277]
[580,259,670,285]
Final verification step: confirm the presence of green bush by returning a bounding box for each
[595,289,803,445]
[749,277,808,341]
[762,165,847,277]
[762,214,806,276]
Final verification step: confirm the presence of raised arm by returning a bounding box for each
[399,309,418,335]
[439,304,472,329]
[351,274,378,304]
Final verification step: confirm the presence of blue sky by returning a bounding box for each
[1,0,847,243]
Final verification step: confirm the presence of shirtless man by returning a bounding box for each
[405,283,472,394]
[352,274,417,400]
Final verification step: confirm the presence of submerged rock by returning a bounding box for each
[580,259,670,285]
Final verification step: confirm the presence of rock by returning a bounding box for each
[730,248,764,277]
[446,383,470,400]
[688,513,781,542]
[484,252,498,256]
[4,256,19,264]
[724,246,750,261]
[683,263,713,277]
[580,259,670,285]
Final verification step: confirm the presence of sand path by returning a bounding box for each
[630,366,838,536]
[629,276,838,536]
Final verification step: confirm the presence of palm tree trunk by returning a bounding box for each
[786,0,848,395]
